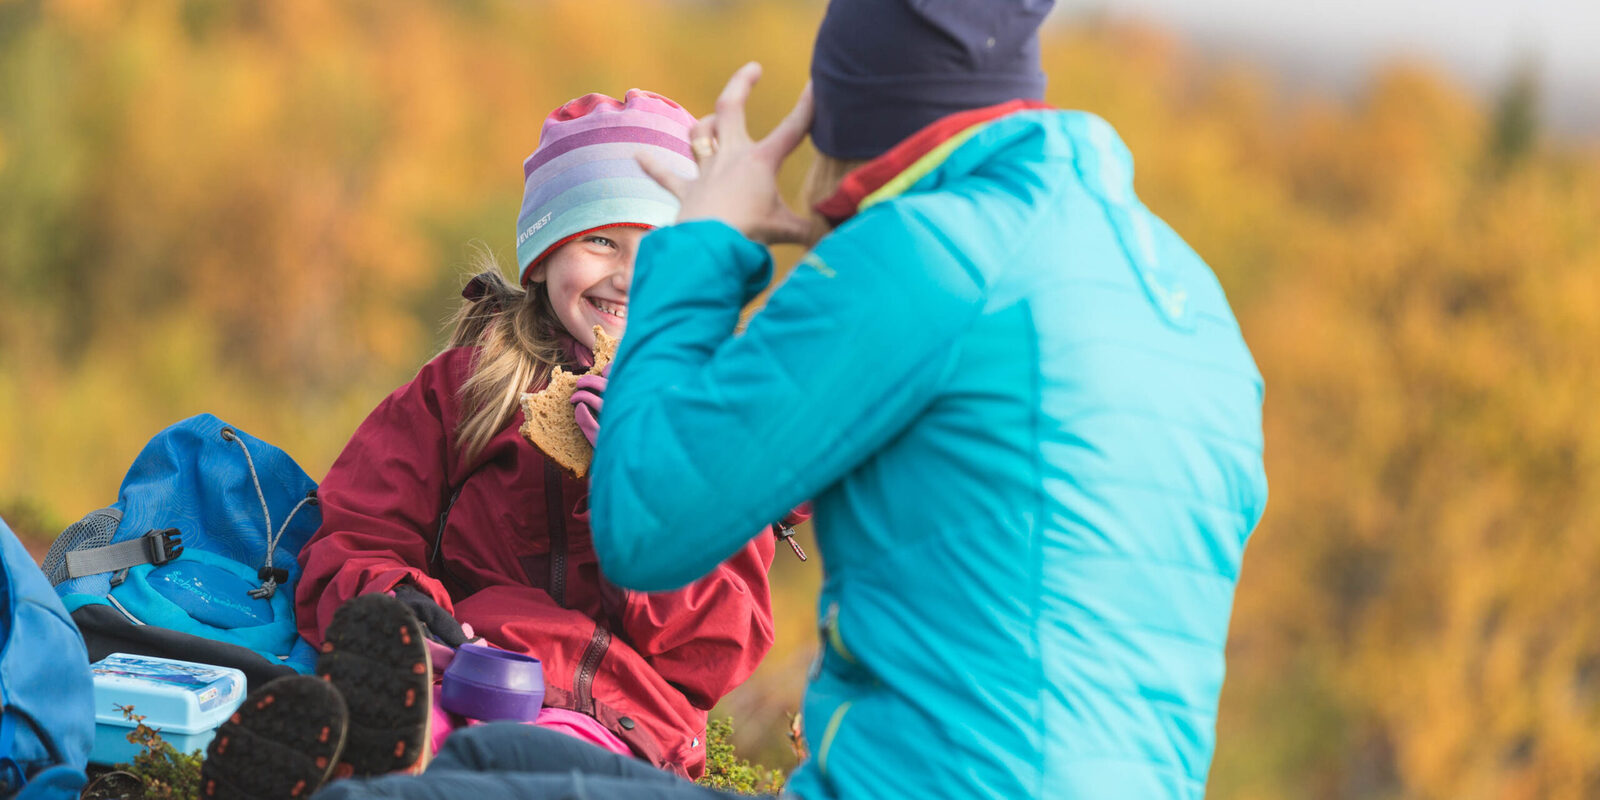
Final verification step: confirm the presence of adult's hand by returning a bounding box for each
[570,365,609,447]
[637,62,814,246]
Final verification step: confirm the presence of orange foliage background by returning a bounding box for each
[3,2,1598,797]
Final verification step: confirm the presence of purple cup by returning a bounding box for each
[439,643,546,722]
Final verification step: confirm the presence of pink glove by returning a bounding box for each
[569,364,609,447]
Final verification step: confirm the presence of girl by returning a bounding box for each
[290,90,778,781]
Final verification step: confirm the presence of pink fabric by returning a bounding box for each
[527,708,632,755]
[429,685,631,756]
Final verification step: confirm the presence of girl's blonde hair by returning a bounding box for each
[444,249,568,463]
[801,153,868,247]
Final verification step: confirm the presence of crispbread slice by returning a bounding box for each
[518,327,619,477]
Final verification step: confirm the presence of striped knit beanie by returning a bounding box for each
[515,89,697,284]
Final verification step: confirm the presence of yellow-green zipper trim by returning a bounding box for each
[816,700,854,777]
[856,122,992,214]
[823,602,859,664]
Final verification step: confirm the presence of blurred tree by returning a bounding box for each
[1487,57,1543,175]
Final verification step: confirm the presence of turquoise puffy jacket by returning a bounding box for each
[592,106,1268,800]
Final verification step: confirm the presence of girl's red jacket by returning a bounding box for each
[295,346,776,778]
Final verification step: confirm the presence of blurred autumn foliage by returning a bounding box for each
[3,1,1598,798]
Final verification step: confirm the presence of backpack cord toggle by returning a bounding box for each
[220,428,320,599]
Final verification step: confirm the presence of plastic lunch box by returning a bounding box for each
[88,653,247,764]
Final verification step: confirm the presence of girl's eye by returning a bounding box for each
[585,236,616,249]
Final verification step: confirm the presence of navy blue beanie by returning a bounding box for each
[810,0,1055,160]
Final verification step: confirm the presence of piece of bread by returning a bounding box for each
[519,327,619,477]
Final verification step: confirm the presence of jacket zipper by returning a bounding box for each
[544,459,567,606]
[817,700,854,779]
[815,601,863,779]
[574,625,612,715]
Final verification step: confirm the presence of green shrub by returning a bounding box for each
[696,717,786,796]
[112,705,203,800]
[91,705,786,798]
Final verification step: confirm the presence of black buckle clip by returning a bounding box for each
[146,528,184,566]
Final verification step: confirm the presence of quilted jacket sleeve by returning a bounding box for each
[591,218,984,591]
[295,351,465,644]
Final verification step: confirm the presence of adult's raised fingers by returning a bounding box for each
[635,150,689,199]
[690,113,718,162]
[757,81,814,164]
[710,62,764,145]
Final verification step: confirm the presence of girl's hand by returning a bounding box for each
[637,62,814,246]
[570,366,609,447]
[391,583,470,648]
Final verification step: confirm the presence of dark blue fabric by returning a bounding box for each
[314,725,752,800]
[810,0,1054,158]
[1,515,94,798]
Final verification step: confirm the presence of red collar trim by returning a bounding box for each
[813,99,1053,224]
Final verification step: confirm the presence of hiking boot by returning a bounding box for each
[200,675,349,800]
[316,592,434,777]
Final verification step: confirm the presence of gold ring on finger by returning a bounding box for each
[691,137,716,159]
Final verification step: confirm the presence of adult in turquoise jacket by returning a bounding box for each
[600,3,1267,798]
[310,1,1267,799]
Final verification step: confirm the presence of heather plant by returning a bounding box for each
[80,706,203,800]
[696,717,787,796]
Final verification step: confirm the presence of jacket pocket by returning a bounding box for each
[816,602,870,683]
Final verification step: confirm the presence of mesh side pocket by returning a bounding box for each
[41,507,123,586]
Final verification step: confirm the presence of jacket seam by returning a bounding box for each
[1052,612,1229,652]
[1022,298,1049,800]
[1056,407,1264,453]
[1048,549,1239,583]
[1051,336,1265,382]
[1058,478,1258,518]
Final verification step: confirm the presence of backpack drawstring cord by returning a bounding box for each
[222,428,317,599]
[251,492,317,599]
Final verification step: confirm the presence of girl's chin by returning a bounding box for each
[565,313,624,344]
[592,318,626,340]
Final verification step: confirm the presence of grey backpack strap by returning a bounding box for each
[61,528,184,581]
[42,507,122,586]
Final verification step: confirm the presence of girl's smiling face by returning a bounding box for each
[527,225,646,350]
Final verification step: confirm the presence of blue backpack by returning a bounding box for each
[1,514,94,800]
[43,414,323,681]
